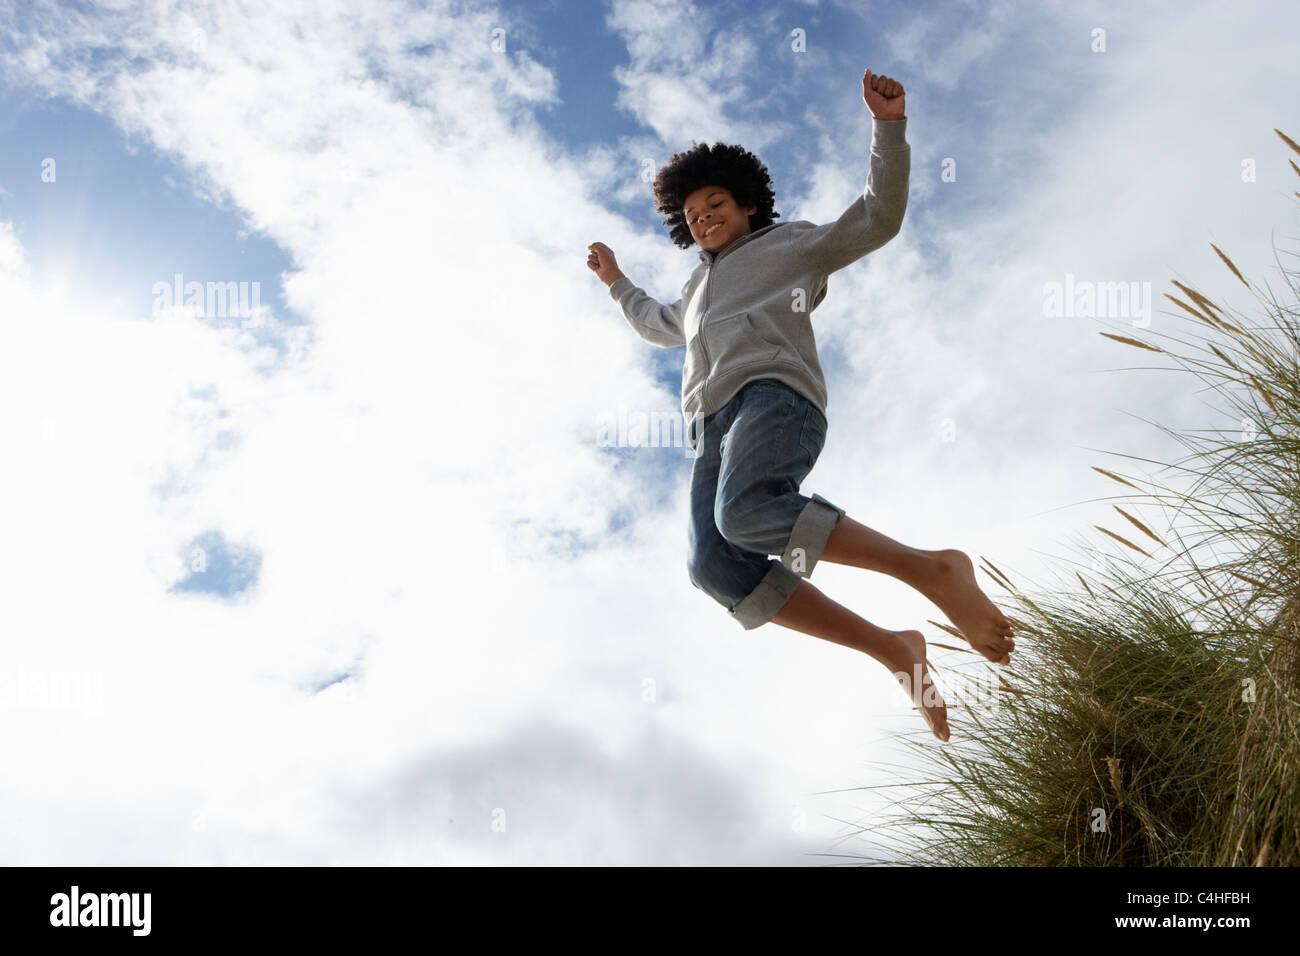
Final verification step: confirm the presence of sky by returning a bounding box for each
[1,0,1298,866]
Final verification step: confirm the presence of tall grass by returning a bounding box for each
[856,129,1300,867]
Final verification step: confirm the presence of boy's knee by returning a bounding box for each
[714,500,762,553]
[686,545,728,595]
[686,550,710,591]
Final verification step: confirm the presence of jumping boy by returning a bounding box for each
[586,69,1014,742]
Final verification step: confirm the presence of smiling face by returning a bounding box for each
[683,185,757,252]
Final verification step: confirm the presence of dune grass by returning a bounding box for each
[853,128,1300,867]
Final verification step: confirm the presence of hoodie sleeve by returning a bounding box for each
[786,116,910,274]
[608,275,687,348]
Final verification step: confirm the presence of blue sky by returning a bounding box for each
[2,0,1298,865]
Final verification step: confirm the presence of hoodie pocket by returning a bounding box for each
[703,312,782,365]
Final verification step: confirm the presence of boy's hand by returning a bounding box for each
[863,68,905,120]
[587,242,625,287]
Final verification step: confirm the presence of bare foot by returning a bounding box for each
[909,549,1015,665]
[886,629,949,742]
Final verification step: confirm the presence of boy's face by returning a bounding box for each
[683,185,757,253]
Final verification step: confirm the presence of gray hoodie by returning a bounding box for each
[608,116,910,452]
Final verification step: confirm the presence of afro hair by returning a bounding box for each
[652,142,780,250]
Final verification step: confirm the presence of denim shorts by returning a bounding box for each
[686,378,846,629]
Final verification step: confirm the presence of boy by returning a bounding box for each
[586,69,1014,742]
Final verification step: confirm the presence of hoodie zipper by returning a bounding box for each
[687,223,782,443]
[696,230,759,407]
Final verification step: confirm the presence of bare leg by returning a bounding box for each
[771,578,949,742]
[820,515,1016,665]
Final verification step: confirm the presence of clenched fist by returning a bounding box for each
[587,242,625,287]
[863,68,905,121]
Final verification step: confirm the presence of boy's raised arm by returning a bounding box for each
[608,276,687,348]
[787,69,910,275]
[588,241,687,348]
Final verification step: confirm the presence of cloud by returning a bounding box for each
[604,0,788,151]
[0,0,870,865]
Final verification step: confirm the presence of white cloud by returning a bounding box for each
[0,0,877,865]
[604,0,790,151]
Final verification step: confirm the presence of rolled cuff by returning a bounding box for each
[729,562,801,631]
[781,493,846,577]
[870,115,908,149]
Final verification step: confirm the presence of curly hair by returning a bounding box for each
[652,142,780,250]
